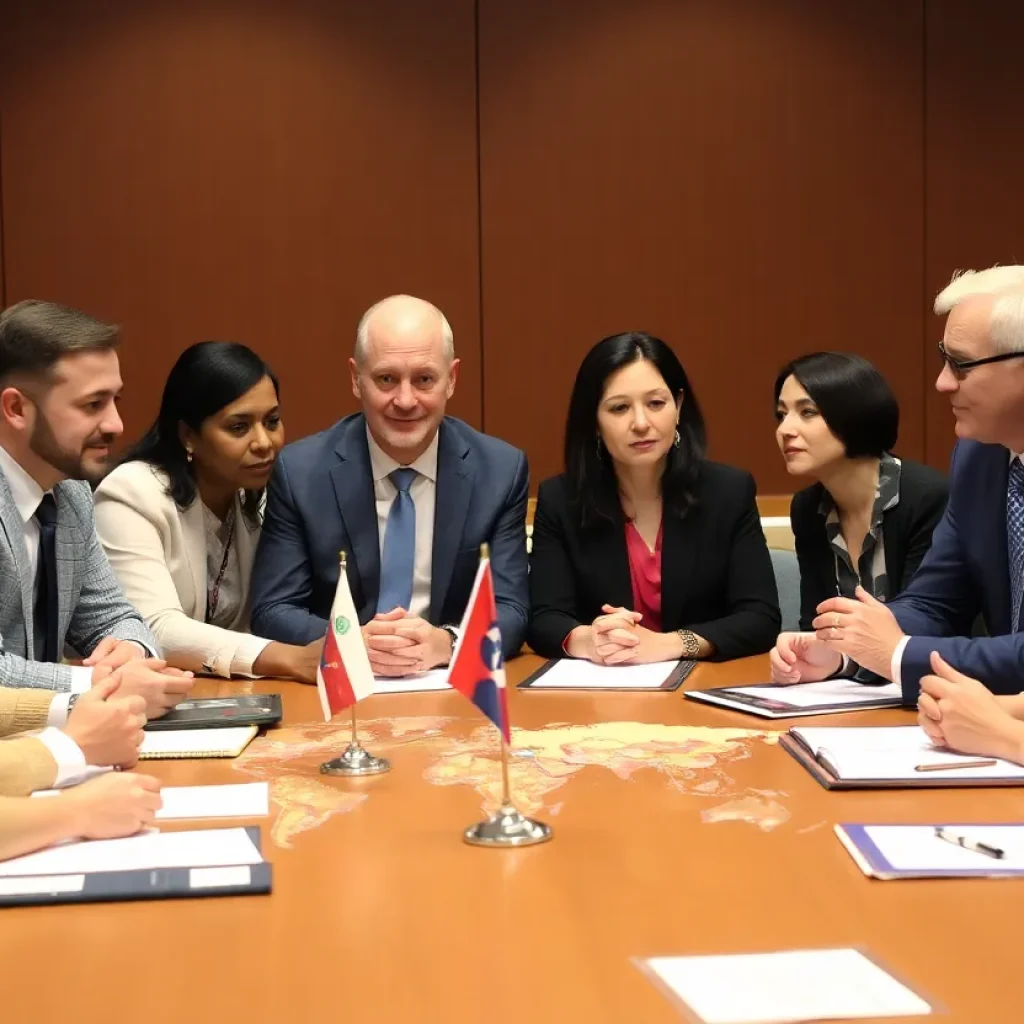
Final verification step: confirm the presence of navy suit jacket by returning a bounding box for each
[888,439,1022,700]
[249,414,530,658]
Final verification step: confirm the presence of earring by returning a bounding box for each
[673,429,681,448]
[595,435,604,457]
[186,447,194,463]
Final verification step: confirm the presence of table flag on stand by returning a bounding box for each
[318,552,390,776]
[448,545,552,847]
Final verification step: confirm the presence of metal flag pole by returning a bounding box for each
[320,551,390,777]
[463,546,552,848]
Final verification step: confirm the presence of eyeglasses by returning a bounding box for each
[938,341,1024,380]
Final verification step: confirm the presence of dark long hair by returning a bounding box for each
[119,341,279,525]
[773,352,898,458]
[564,332,707,527]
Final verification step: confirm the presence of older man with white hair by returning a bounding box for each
[250,295,529,674]
[770,265,1024,701]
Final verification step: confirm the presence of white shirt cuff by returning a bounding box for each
[46,693,74,727]
[68,665,93,694]
[891,636,911,687]
[37,727,89,788]
[229,635,274,678]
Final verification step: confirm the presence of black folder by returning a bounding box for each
[0,826,272,907]
[144,694,282,731]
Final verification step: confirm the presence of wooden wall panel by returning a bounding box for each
[0,0,480,447]
[923,0,1024,472]
[478,0,925,493]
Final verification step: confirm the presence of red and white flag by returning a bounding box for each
[316,565,375,721]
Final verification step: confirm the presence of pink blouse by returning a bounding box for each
[625,521,663,632]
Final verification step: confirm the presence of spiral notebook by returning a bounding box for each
[139,725,258,760]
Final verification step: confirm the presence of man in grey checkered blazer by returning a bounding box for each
[0,300,193,717]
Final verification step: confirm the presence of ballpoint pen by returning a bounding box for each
[934,826,1005,859]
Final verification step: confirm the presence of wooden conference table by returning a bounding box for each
[3,654,1022,1024]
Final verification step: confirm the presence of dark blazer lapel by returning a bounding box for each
[597,515,634,611]
[431,420,473,619]
[0,472,33,642]
[660,504,700,631]
[329,418,381,610]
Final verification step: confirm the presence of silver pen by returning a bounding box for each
[934,826,1005,860]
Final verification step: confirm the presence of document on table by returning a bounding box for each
[155,783,269,820]
[372,669,451,694]
[687,679,902,718]
[739,680,901,708]
[790,725,1024,781]
[0,827,264,878]
[524,660,681,690]
[33,783,269,821]
[836,823,1024,877]
[640,948,932,1022]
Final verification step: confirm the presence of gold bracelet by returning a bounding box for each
[676,629,700,659]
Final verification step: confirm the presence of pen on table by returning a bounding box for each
[914,759,998,772]
[934,826,1005,860]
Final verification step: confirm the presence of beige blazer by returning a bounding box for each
[94,461,269,677]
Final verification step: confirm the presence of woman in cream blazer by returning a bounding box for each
[95,342,320,682]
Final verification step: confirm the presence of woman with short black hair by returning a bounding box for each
[774,351,948,632]
[527,331,780,664]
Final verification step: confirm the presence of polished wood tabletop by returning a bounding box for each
[3,654,1022,1023]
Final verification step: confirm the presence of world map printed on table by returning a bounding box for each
[233,718,784,848]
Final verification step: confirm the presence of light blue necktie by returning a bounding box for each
[377,468,417,613]
[1008,459,1024,632]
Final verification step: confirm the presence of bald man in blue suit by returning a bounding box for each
[250,295,529,675]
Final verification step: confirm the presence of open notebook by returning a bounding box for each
[139,726,258,760]
[782,725,1024,789]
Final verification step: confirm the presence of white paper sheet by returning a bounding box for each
[863,825,1024,871]
[737,679,901,708]
[371,670,452,694]
[528,660,679,689]
[154,783,269,820]
[642,948,931,1023]
[0,827,263,878]
[791,725,1024,780]
[32,782,269,820]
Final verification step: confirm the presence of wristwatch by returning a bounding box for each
[676,629,700,660]
[439,624,459,655]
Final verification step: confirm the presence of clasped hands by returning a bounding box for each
[362,608,454,677]
[770,585,905,683]
[84,637,195,717]
[568,604,679,665]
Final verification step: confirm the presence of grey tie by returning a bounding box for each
[377,468,417,613]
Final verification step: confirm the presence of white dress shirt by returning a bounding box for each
[367,428,438,620]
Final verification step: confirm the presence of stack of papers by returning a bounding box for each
[686,678,903,718]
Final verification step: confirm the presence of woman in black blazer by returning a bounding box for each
[774,352,948,634]
[528,332,781,664]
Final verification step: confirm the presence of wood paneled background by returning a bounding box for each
[1,0,1021,492]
